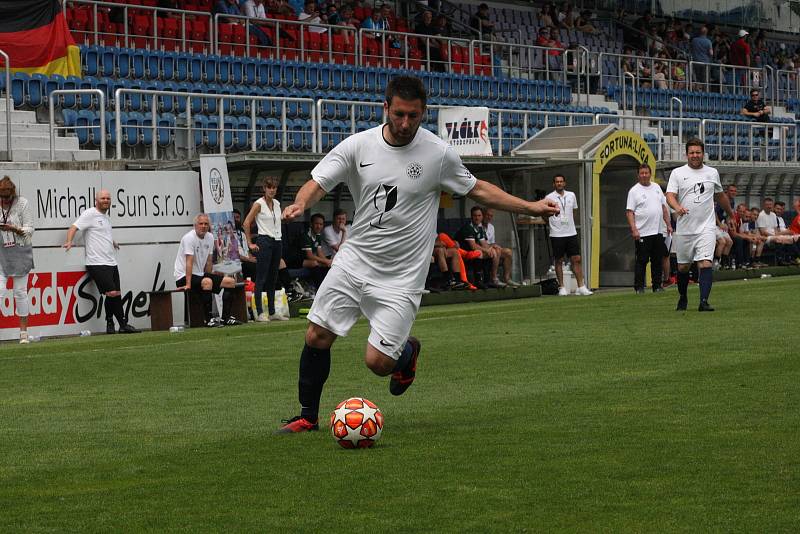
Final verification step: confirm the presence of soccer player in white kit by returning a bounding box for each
[276,76,560,433]
[666,139,735,312]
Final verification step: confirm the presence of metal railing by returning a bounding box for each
[113,88,316,159]
[775,69,799,105]
[596,51,689,93]
[593,113,702,162]
[49,89,106,160]
[471,39,567,83]
[700,118,799,164]
[64,0,213,53]
[0,48,11,161]
[359,28,473,73]
[686,61,773,102]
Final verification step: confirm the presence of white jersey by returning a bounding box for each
[485,222,496,244]
[756,210,779,235]
[174,229,215,280]
[626,182,667,237]
[545,190,578,237]
[311,126,477,291]
[322,223,350,257]
[666,163,722,235]
[73,207,116,266]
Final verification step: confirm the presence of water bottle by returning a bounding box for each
[731,258,736,270]
[27,335,40,343]
[760,273,772,279]
[169,326,185,333]
[79,330,92,337]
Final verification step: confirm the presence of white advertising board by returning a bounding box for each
[0,169,201,340]
[437,106,493,156]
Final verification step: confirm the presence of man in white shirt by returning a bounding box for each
[666,138,735,312]
[276,75,559,433]
[63,189,140,335]
[174,213,239,327]
[625,164,672,293]
[544,175,592,296]
[322,208,350,258]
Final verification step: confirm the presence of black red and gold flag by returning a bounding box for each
[0,0,80,77]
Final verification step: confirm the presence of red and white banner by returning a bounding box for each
[438,106,493,156]
[0,169,201,340]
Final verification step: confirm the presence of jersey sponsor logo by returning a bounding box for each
[369,184,398,230]
[359,162,375,168]
[406,162,423,180]
[692,182,705,203]
[208,168,225,205]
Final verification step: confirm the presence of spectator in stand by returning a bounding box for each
[455,206,504,288]
[267,0,294,16]
[631,12,652,52]
[241,0,267,19]
[301,213,332,287]
[741,88,771,122]
[729,29,751,85]
[415,9,445,72]
[536,26,565,73]
[215,0,274,45]
[557,2,575,29]
[469,3,494,38]
[481,207,519,287]
[574,11,596,34]
[322,208,349,258]
[361,7,389,39]
[299,0,327,33]
[691,25,714,86]
[538,3,556,28]
[653,62,668,89]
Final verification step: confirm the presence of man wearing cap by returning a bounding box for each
[729,29,751,68]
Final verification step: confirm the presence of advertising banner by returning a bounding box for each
[0,170,200,340]
[437,106,493,156]
[199,155,240,276]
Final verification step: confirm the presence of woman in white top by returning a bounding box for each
[244,177,286,322]
[0,176,35,343]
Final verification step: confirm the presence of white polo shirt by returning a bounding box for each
[73,207,116,266]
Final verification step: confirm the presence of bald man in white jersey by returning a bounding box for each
[666,138,735,312]
[276,76,560,433]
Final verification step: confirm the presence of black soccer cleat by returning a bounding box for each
[274,416,319,434]
[698,300,715,312]
[676,296,688,311]
[389,337,421,396]
[118,323,141,334]
[106,321,116,335]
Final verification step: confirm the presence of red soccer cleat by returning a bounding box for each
[275,416,319,434]
[389,337,421,396]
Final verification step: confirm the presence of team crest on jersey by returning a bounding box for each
[406,162,423,180]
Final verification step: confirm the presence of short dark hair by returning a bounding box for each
[775,201,786,208]
[638,163,651,172]
[470,205,483,215]
[385,75,427,107]
[233,208,241,215]
[553,174,566,182]
[685,138,704,152]
[310,213,325,223]
[333,208,347,218]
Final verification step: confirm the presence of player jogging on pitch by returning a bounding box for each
[276,75,560,433]
[666,138,735,312]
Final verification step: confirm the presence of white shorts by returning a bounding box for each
[307,264,422,360]
[673,230,716,264]
[715,226,731,241]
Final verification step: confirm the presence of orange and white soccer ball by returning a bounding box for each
[329,397,384,449]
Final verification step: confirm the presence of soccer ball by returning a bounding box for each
[329,397,384,449]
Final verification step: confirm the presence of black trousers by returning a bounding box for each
[254,235,282,315]
[634,234,665,291]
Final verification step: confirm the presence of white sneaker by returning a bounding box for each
[268,313,289,321]
[575,286,593,296]
[558,287,569,296]
[256,312,270,322]
[506,280,521,288]
[19,332,29,344]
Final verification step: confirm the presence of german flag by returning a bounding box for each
[0,0,80,77]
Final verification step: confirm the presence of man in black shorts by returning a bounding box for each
[64,189,140,334]
[544,175,593,296]
[174,213,239,327]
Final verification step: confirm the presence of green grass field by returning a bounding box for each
[1,277,799,532]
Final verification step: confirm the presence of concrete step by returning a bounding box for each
[0,134,79,150]
[0,148,101,162]
[0,97,14,111]
[0,109,38,123]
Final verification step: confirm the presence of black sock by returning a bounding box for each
[299,343,331,422]
[201,291,213,320]
[221,289,233,318]
[392,340,413,373]
[699,267,712,302]
[278,268,292,292]
[677,271,690,297]
[107,295,126,325]
[103,296,115,324]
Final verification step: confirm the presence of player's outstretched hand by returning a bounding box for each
[282,203,304,221]
[530,198,560,217]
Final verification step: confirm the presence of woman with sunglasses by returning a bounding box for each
[0,176,34,343]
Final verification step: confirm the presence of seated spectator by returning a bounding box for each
[557,2,575,29]
[740,207,767,267]
[653,62,669,89]
[574,11,596,34]
[215,0,274,45]
[241,0,267,19]
[470,3,494,38]
[415,10,445,72]
[299,0,327,33]
[774,201,800,263]
[756,198,800,264]
[301,213,332,287]
[429,233,469,290]
[482,207,519,286]
[361,7,389,39]
[322,208,349,258]
[455,206,504,288]
[741,89,771,122]
[538,3,556,28]
[790,198,800,235]
[713,215,734,270]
